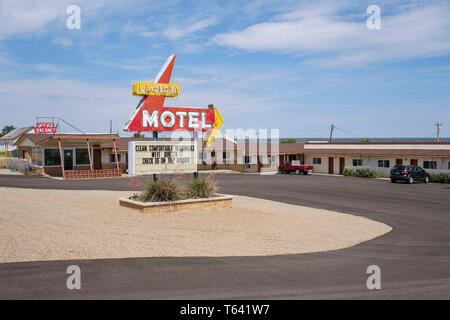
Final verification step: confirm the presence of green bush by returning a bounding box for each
[138,178,181,202]
[343,167,380,179]
[184,177,218,199]
[429,172,450,184]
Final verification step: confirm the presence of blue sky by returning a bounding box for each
[0,0,449,138]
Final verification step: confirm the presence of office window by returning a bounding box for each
[76,149,90,165]
[109,154,121,163]
[352,159,363,167]
[31,147,42,166]
[312,157,322,165]
[378,160,390,168]
[44,149,61,166]
[423,161,437,169]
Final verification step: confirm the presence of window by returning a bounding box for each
[267,155,276,164]
[244,156,251,164]
[448,162,450,170]
[312,157,322,165]
[423,161,437,169]
[222,151,231,164]
[378,160,390,168]
[109,154,121,163]
[44,149,61,166]
[352,159,363,167]
[31,147,42,166]
[76,149,90,165]
[22,149,26,160]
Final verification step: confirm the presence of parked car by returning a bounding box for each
[278,161,313,175]
[390,165,430,184]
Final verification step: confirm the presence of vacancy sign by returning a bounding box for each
[35,122,57,134]
[128,140,197,175]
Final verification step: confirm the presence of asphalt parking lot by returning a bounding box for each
[0,172,449,299]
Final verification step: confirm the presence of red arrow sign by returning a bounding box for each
[124,55,216,132]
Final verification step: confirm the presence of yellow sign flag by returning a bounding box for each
[203,104,224,147]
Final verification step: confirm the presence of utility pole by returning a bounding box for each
[329,124,334,143]
[435,122,443,143]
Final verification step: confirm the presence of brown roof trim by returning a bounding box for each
[51,134,120,140]
[303,148,450,156]
[15,133,120,146]
[306,141,450,145]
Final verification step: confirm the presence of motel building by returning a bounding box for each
[301,141,450,177]
[14,133,124,179]
[13,131,450,179]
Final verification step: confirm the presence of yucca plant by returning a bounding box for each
[184,177,218,199]
[139,178,181,202]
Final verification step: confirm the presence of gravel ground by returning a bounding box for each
[0,187,391,262]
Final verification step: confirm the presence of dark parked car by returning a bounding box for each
[390,165,430,184]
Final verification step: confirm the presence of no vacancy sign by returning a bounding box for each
[128,141,197,175]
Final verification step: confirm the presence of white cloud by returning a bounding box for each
[162,17,217,41]
[32,63,66,73]
[0,0,119,40]
[51,37,74,48]
[0,78,137,131]
[212,2,450,67]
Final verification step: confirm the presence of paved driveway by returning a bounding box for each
[0,173,449,299]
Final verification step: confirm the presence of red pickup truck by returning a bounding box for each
[278,161,313,175]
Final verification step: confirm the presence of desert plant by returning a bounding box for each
[138,178,181,202]
[343,167,380,179]
[281,138,297,144]
[429,172,450,184]
[184,177,218,199]
[6,159,31,172]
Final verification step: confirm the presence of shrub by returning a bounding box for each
[138,178,181,202]
[429,172,450,184]
[343,167,380,179]
[184,177,218,199]
[6,159,30,172]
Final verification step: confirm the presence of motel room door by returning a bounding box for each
[63,150,73,171]
[328,157,334,174]
[339,157,345,175]
[93,149,102,170]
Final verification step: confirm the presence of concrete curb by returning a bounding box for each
[119,194,233,213]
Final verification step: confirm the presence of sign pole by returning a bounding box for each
[58,139,65,180]
[153,131,158,182]
[193,131,199,180]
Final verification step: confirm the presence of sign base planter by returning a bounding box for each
[119,194,233,213]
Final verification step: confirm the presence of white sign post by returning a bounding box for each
[128,141,197,175]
